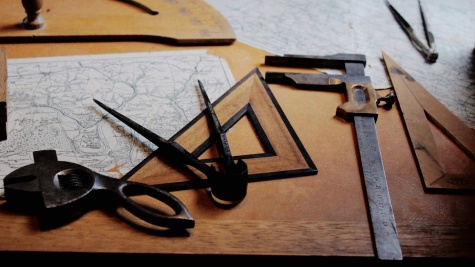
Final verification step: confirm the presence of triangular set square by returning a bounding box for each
[125,68,317,191]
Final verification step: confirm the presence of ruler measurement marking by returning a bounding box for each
[355,115,402,260]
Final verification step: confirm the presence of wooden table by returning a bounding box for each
[1,0,474,264]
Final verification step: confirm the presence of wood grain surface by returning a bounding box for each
[0,41,474,260]
[0,0,235,45]
[0,3,474,260]
[0,47,6,140]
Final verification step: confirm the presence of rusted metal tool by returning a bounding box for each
[93,80,249,207]
[3,149,194,230]
[265,53,401,260]
[385,0,438,63]
[198,80,248,206]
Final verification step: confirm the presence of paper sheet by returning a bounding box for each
[0,50,235,196]
[206,0,475,129]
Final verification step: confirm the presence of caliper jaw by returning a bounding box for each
[265,54,392,121]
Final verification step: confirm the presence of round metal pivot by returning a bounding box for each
[209,159,248,207]
[21,0,46,30]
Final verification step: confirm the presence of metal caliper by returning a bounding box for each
[264,53,402,260]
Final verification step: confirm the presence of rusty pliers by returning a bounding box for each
[3,149,194,230]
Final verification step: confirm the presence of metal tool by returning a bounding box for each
[118,0,159,15]
[93,81,248,206]
[116,69,316,192]
[3,149,194,230]
[385,0,438,63]
[265,53,402,260]
[382,51,475,191]
[197,80,248,205]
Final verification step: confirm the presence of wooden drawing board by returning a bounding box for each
[124,68,318,190]
[0,0,236,45]
[1,41,475,259]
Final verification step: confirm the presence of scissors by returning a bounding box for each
[93,80,248,206]
[385,0,438,63]
[3,149,194,230]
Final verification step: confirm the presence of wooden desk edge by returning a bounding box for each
[0,210,474,259]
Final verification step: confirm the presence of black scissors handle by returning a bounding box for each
[3,150,194,230]
[101,175,194,229]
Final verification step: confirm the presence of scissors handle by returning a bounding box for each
[3,150,194,230]
[104,177,195,229]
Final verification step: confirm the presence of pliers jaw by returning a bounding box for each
[3,174,43,213]
[4,149,196,231]
[3,150,95,229]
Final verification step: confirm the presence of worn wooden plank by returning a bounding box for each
[0,0,235,45]
[0,47,6,140]
[0,203,474,259]
[0,40,474,260]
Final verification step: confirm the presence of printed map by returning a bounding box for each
[0,50,235,195]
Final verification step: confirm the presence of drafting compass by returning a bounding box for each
[385,0,438,63]
[122,69,317,192]
[93,80,249,207]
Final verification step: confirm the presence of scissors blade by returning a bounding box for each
[93,99,215,176]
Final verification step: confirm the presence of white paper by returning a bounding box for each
[0,50,235,196]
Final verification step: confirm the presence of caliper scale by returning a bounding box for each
[265,53,402,260]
